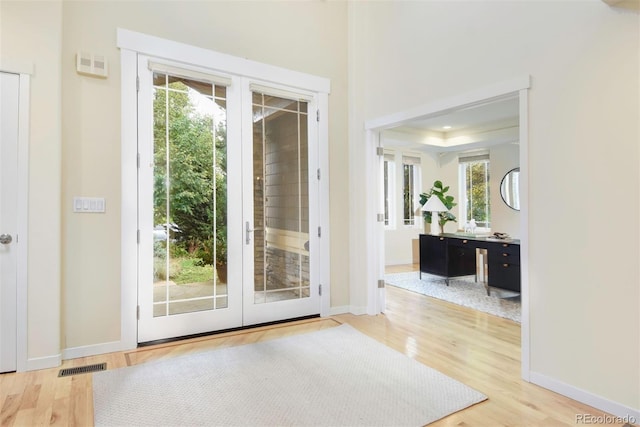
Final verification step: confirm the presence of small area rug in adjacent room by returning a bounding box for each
[93,324,486,426]
[385,271,521,323]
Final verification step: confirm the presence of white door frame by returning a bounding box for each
[363,76,531,380]
[0,63,31,372]
[118,29,331,349]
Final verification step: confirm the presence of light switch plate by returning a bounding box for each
[73,197,106,213]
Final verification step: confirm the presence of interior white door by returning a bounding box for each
[0,71,19,372]
[241,86,321,325]
[136,57,243,343]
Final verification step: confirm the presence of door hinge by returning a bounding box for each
[317,168,321,180]
[136,76,140,92]
[376,146,384,156]
[378,279,386,289]
[317,226,321,238]
[137,229,140,244]
[377,213,385,223]
[316,109,320,122]
[136,305,140,320]
[137,153,140,169]
[319,284,322,296]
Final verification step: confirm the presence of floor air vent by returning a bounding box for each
[58,362,106,377]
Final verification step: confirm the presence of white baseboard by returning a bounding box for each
[62,340,126,360]
[26,353,61,371]
[530,371,640,422]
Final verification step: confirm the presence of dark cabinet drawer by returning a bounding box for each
[448,238,480,249]
[488,261,521,292]
[490,250,520,266]
[487,242,520,266]
[420,235,448,276]
[447,245,476,277]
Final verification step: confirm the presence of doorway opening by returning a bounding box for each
[365,76,531,379]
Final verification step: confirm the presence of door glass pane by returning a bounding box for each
[252,92,310,304]
[152,72,228,317]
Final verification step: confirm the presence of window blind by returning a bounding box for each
[458,152,489,164]
[250,83,313,102]
[402,155,421,165]
[149,61,232,87]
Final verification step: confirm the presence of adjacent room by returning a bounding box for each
[382,95,523,323]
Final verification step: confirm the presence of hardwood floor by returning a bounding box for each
[385,262,420,275]
[1,271,630,426]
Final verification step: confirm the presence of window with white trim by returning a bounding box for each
[402,155,421,226]
[383,153,395,227]
[458,153,490,229]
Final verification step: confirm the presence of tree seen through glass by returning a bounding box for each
[152,73,228,315]
[464,161,490,228]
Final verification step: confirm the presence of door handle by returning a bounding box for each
[246,222,254,244]
[0,234,12,245]
[245,222,264,245]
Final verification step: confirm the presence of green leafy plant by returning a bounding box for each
[152,79,229,285]
[419,180,457,233]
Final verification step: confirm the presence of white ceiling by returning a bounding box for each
[382,96,520,153]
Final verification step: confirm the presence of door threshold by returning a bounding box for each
[137,314,321,347]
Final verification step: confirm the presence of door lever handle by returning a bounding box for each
[245,222,264,245]
[246,222,253,245]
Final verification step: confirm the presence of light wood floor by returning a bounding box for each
[385,262,420,274]
[0,267,630,426]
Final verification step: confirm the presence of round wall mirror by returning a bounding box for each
[500,167,520,211]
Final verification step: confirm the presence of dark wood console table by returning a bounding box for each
[419,234,521,294]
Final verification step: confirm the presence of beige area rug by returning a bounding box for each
[93,324,486,426]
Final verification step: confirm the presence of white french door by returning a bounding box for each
[0,72,19,372]
[137,57,243,342]
[241,84,321,326]
[136,56,320,342]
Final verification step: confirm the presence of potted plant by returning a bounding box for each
[419,180,457,234]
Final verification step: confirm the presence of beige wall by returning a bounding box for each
[490,143,520,237]
[1,1,63,363]
[349,0,639,412]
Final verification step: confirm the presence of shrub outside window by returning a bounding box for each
[459,154,490,229]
